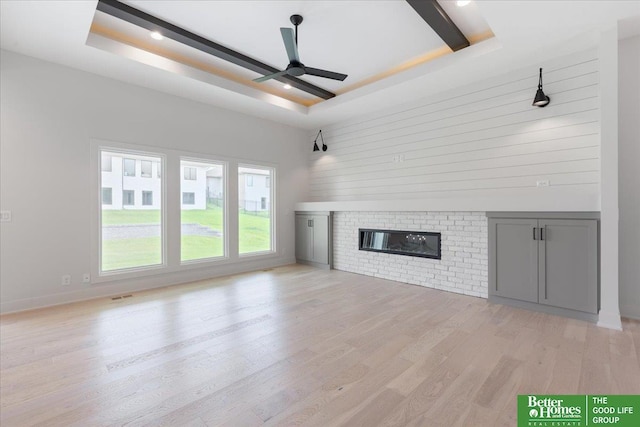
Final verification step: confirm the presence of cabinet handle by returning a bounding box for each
[540,227,545,241]
[533,227,537,240]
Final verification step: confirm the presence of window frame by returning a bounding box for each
[93,143,167,280]
[91,140,276,284]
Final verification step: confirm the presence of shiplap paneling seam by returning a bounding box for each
[310,148,599,182]
[313,107,598,164]
[309,159,599,187]
[314,132,598,176]
[314,182,599,200]
[310,130,598,172]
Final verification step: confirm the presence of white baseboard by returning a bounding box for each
[597,309,623,330]
[0,256,296,314]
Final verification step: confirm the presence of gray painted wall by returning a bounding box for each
[0,50,309,312]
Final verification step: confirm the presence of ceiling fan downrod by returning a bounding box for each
[290,14,303,45]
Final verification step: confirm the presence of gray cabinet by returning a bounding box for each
[492,218,539,303]
[489,213,598,320]
[295,211,332,269]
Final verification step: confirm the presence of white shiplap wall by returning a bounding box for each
[309,49,600,205]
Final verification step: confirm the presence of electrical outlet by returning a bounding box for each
[61,275,71,286]
[536,180,550,187]
[82,273,91,284]
[0,211,11,222]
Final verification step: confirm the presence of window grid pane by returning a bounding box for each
[102,187,112,205]
[141,160,152,178]
[123,158,136,177]
[142,191,153,206]
[101,154,112,172]
[181,160,225,262]
[239,166,272,254]
[101,150,162,272]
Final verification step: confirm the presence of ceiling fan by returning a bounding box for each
[253,15,348,84]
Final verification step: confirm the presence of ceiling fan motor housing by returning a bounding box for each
[286,61,305,76]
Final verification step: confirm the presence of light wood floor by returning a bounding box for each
[1,265,639,426]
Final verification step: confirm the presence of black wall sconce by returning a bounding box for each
[313,129,327,152]
[532,67,550,107]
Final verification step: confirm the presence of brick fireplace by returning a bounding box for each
[333,211,488,298]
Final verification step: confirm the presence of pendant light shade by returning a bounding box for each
[532,68,550,107]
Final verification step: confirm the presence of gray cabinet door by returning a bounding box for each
[311,215,329,264]
[295,215,312,261]
[490,218,539,303]
[538,219,598,313]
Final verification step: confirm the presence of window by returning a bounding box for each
[182,192,195,205]
[123,158,136,177]
[142,191,153,206]
[123,190,135,206]
[157,162,161,178]
[180,160,225,262]
[184,167,197,180]
[102,188,112,205]
[239,165,273,254]
[141,160,152,178]
[265,176,270,188]
[100,149,163,272]
[101,154,112,172]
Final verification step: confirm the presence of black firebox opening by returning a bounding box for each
[359,229,441,260]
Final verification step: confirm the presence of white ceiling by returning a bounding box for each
[1,1,639,130]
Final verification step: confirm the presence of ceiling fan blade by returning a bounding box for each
[253,69,288,83]
[303,67,348,81]
[280,28,300,63]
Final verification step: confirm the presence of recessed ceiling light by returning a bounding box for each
[283,84,292,89]
[150,31,163,40]
[456,0,471,6]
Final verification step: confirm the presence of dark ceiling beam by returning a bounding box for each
[406,0,470,52]
[96,0,336,99]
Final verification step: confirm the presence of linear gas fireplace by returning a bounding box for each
[359,229,441,260]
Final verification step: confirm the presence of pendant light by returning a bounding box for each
[532,68,550,107]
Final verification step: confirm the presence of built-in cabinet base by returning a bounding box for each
[295,211,333,269]
[489,295,598,323]
[487,211,600,322]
